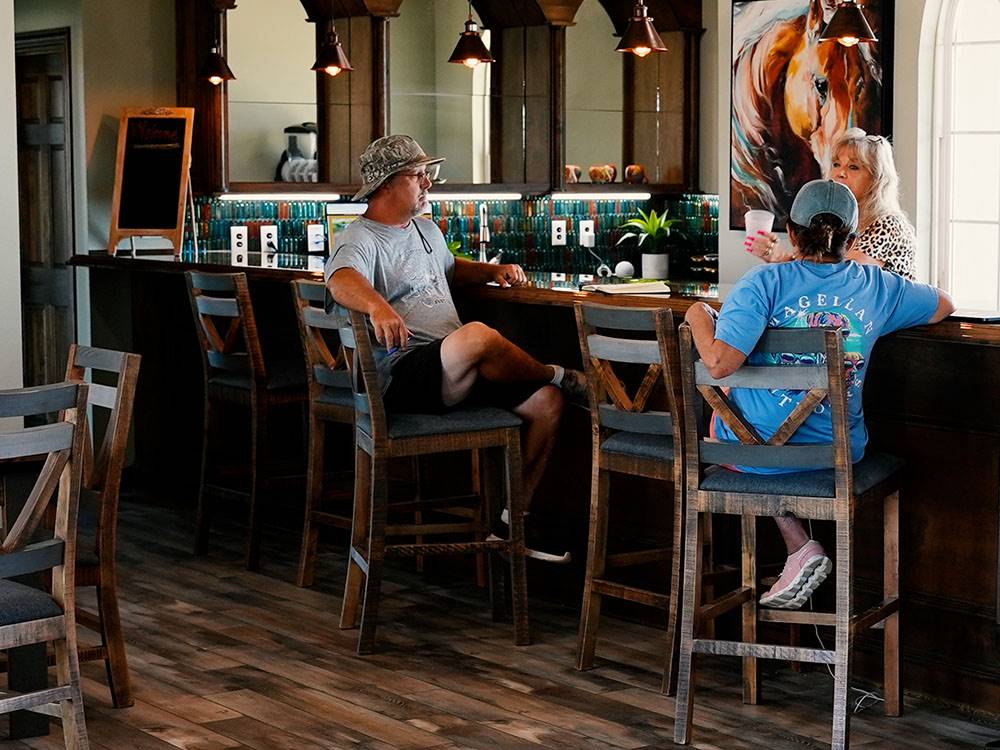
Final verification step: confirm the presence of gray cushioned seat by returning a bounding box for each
[699,451,904,498]
[209,358,306,392]
[317,386,354,408]
[358,407,521,439]
[0,579,63,626]
[601,432,674,462]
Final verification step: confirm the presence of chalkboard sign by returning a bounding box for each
[108,107,194,256]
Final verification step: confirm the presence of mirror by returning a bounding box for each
[565,2,623,180]
[389,0,493,184]
[566,4,687,187]
[227,1,318,183]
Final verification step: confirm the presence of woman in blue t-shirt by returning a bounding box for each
[684,180,954,609]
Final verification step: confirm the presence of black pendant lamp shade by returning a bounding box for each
[200,5,235,86]
[819,0,878,47]
[616,1,667,58]
[201,48,235,86]
[312,25,353,77]
[448,5,493,68]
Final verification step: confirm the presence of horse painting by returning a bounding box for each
[730,0,887,229]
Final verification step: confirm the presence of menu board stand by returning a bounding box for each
[108,107,195,256]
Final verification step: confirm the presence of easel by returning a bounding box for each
[107,107,195,256]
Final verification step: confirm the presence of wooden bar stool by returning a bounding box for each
[291,280,355,587]
[339,309,529,654]
[673,325,902,750]
[65,345,141,708]
[0,383,90,749]
[185,271,307,570]
[573,303,709,695]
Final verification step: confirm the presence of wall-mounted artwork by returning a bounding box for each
[730,0,893,230]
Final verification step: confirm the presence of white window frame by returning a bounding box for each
[933,0,1000,305]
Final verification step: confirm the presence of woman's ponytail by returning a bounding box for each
[788,213,852,260]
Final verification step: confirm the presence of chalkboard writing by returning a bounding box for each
[108,107,194,256]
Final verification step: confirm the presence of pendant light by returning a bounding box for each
[448,3,493,68]
[200,5,235,85]
[819,0,878,47]
[616,1,667,58]
[311,20,353,77]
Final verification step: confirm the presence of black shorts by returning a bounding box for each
[383,339,543,414]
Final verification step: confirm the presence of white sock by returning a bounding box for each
[549,364,565,386]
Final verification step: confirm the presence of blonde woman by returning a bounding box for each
[747,128,917,279]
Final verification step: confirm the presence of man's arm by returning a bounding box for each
[451,258,527,288]
[327,268,411,350]
[684,303,747,379]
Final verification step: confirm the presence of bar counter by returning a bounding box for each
[73,250,1000,714]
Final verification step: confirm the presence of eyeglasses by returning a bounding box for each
[398,164,441,183]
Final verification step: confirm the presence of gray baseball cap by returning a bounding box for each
[352,135,445,201]
[789,179,858,232]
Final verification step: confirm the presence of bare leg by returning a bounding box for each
[440,322,553,406]
[511,385,563,510]
[775,514,810,553]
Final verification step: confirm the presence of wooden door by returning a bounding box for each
[16,30,76,388]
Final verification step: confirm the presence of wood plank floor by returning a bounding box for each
[3,498,999,749]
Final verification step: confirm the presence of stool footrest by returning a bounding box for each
[312,510,352,529]
[851,596,899,634]
[605,547,672,569]
[75,609,102,631]
[700,564,739,585]
[385,521,478,536]
[592,579,670,608]
[692,638,837,664]
[698,587,753,623]
[0,685,73,714]
[77,644,108,663]
[759,609,837,626]
[387,539,510,557]
[388,495,478,514]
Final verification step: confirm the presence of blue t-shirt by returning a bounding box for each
[713,260,940,473]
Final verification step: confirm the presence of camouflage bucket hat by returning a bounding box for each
[352,135,445,201]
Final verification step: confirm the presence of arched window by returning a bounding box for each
[935,0,1000,308]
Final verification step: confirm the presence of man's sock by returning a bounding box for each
[549,364,565,386]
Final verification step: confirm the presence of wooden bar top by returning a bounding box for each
[74,250,1000,347]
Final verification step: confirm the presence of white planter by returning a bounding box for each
[641,253,669,280]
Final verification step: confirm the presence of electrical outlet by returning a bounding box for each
[306,223,327,254]
[260,224,279,267]
[230,225,248,266]
[579,219,595,248]
[551,219,567,246]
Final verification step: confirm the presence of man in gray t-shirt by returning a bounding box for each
[326,135,586,562]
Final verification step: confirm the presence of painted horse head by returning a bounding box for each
[731,0,883,226]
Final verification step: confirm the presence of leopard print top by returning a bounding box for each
[854,214,916,280]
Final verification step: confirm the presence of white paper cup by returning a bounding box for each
[744,209,775,239]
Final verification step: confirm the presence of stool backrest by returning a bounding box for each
[291,280,353,409]
[678,324,852,497]
[65,345,140,559]
[575,303,683,445]
[185,271,266,382]
[0,383,88,609]
[342,309,388,442]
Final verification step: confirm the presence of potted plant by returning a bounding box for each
[616,208,684,280]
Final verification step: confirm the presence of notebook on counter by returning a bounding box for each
[582,281,671,295]
[949,309,1000,322]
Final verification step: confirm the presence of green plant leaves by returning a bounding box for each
[615,208,684,252]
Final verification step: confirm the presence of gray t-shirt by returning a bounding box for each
[324,216,462,389]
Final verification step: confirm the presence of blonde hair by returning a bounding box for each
[826,128,905,224]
